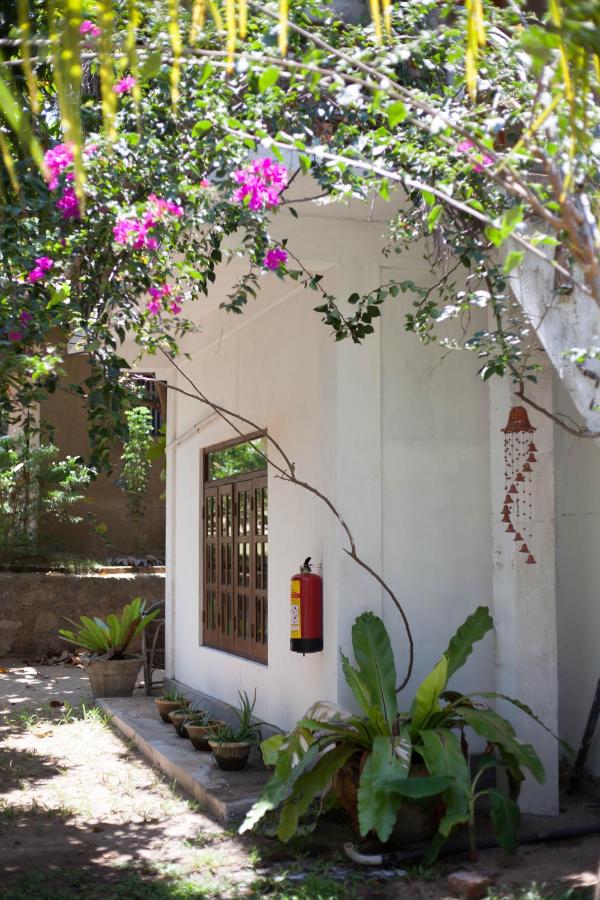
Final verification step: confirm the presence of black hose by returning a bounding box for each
[344,822,600,868]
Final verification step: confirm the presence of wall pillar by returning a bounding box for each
[333,261,384,708]
[489,359,559,814]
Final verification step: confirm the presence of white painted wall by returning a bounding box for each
[380,267,494,706]
[555,380,600,775]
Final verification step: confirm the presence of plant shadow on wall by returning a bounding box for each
[242,607,560,863]
[135,361,561,864]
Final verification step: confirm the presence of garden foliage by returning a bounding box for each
[0,433,93,561]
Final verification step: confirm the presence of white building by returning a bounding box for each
[149,186,600,815]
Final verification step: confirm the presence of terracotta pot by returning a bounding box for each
[333,752,440,844]
[208,740,252,771]
[86,655,142,699]
[168,710,191,738]
[155,698,188,723]
[186,720,226,752]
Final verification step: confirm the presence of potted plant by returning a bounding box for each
[241,607,558,862]
[59,597,159,698]
[209,690,261,771]
[168,708,192,738]
[155,689,190,723]
[184,708,226,751]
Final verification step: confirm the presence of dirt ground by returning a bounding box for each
[1,659,599,899]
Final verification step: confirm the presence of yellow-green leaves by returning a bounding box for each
[465,0,485,100]
[97,0,117,144]
[18,0,39,116]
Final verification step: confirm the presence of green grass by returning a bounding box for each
[0,868,228,899]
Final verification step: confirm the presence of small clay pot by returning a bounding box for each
[168,709,191,738]
[186,720,226,752]
[208,740,252,771]
[155,698,187,724]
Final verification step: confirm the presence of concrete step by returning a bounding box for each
[97,696,271,825]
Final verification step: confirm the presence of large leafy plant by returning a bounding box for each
[241,607,552,860]
[59,596,159,660]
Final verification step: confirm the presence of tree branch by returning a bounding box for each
[133,353,415,692]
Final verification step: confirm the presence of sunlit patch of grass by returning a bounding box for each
[487,884,594,900]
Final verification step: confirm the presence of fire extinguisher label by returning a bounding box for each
[290,579,301,639]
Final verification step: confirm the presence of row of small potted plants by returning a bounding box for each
[156,688,261,771]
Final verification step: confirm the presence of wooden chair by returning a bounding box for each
[142,600,166,695]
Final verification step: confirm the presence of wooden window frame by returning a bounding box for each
[201,434,268,664]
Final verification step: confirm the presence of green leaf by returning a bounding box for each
[140,50,162,81]
[488,789,520,854]
[341,651,372,717]
[193,119,213,135]
[410,656,448,736]
[259,66,280,92]
[379,179,391,201]
[351,612,398,725]
[387,101,408,127]
[357,735,407,842]
[472,692,570,755]
[387,774,454,799]
[277,744,355,842]
[503,250,525,273]
[418,729,470,837]
[457,707,545,783]
[444,606,493,681]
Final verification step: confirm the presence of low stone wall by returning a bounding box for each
[0,572,165,657]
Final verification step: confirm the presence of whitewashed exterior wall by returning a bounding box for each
[156,194,600,807]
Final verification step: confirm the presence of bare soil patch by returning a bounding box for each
[0,660,599,899]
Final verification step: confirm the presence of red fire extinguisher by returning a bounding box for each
[290,557,323,655]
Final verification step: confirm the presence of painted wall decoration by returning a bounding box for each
[501,405,537,565]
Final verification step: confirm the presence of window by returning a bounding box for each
[202,435,268,663]
[139,373,167,436]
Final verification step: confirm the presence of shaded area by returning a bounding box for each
[0,661,599,898]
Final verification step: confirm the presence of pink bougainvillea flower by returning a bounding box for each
[147,194,184,218]
[56,186,80,219]
[146,298,161,315]
[80,19,101,37]
[200,178,211,188]
[263,247,288,271]
[44,142,75,190]
[114,76,137,95]
[84,142,98,156]
[20,310,33,324]
[169,298,183,315]
[113,218,139,244]
[233,157,288,211]
[456,139,494,173]
[149,284,171,299]
[27,256,54,282]
[8,330,23,342]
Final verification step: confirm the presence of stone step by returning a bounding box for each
[97,696,270,825]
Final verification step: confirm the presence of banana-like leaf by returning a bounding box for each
[277,744,356,842]
[351,612,397,726]
[471,691,570,754]
[418,729,470,838]
[443,606,493,681]
[488,789,520,855]
[358,734,407,842]
[340,650,372,717]
[240,730,320,834]
[457,706,545,784]
[410,656,448,737]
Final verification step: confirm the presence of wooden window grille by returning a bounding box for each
[201,435,268,664]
